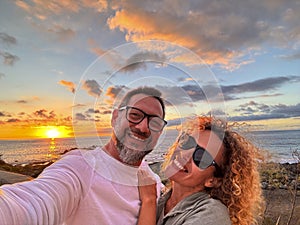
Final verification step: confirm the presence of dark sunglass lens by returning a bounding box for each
[193,147,214,169]
[179,135,197,150]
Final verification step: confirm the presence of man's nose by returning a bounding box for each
[135,117,150,133]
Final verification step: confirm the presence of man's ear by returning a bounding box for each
[111,109,119,127]
[204,177,223,189]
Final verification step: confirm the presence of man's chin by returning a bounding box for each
[118,145,152,165]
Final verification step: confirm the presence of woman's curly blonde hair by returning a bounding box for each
[163,116,265,225]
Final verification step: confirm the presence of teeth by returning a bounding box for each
[129,133,145,142]
[174,159,184,170]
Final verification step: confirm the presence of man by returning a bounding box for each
[0,86,167,225]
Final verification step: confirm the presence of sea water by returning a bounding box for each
[0,129,299,165]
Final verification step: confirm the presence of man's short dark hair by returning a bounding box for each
[118,86,165,118]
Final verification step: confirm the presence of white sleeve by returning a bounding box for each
[0,153,93,225]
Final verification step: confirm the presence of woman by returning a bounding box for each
[138,116,265,225]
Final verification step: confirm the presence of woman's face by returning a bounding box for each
[164,130,224,189]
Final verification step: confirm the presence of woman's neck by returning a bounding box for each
[165,182,204,214]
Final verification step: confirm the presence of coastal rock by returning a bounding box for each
[0,159,53,178]
[0,170,32,185]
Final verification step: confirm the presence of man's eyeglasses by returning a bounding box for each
[177,133,223,177]
[119,106,167,132]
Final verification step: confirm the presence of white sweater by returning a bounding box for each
[0,147,162,225]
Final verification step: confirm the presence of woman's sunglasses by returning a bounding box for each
[177,133,223,177]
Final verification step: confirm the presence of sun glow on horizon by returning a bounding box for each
[46,128,60,139]
[35,126,72,139]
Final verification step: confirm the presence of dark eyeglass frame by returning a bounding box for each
[177,133,223,177]
[119,106,167,132]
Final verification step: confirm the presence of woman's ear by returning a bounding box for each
[204,177,223,189]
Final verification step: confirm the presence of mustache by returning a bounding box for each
[129,127,151,139]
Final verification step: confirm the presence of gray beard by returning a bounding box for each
[115,133,152,165]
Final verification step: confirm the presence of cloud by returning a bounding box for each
[0,51,19,66]
[75,113,88,121]
[222,76,300,98]
[120,51,167,72]
[107,0,300,69]
[85,108,100,114]
[81,79,102,97]
[15,0,108,18]
[279,52,300,60]
[88,38,107,56]
[46,25,76,42]
[0,33,17,46]
[72,103,86,108]
[33,109,56,119]
[7,118,21,123]
[0,111,12,117]
[104,85,127,105]
[151,76,300,105]
[231,102,300,121]
[58,80,76,93]
[101,110,112,115]
[0,108,73,127]
[17,100,27,104]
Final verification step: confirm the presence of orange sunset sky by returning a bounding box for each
[0,0,300,140]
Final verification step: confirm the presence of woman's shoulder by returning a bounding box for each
[192,197,231,224]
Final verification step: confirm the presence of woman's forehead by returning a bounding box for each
[190,130,224,157]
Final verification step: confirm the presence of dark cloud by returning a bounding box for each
[222,76,300,95]
[147,76,300,110]
[0,51,19,66]
[0,111,11,117]
[75,113,88,121]
[0,33,17,46]
[85,108,100,114]
[120,52,167,73]
[173,76,300,103]
[0,33,19,67]
[72,103,86,108]
[102,110,112,115]
[17,100,27,104]
[81,80,102,97]
[33,109,56,119]
[231,102,300,121]
[279,52,300,61]
[7,118,21,123]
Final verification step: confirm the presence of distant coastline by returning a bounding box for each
[0,129,299,165]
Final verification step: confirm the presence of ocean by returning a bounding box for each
[0,129,299,165]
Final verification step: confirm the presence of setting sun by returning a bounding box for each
[34,126,72,139]
[46,128,60,139]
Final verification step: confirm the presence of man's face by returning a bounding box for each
[112,93,164,165]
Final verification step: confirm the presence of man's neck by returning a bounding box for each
[103,139,120,160]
